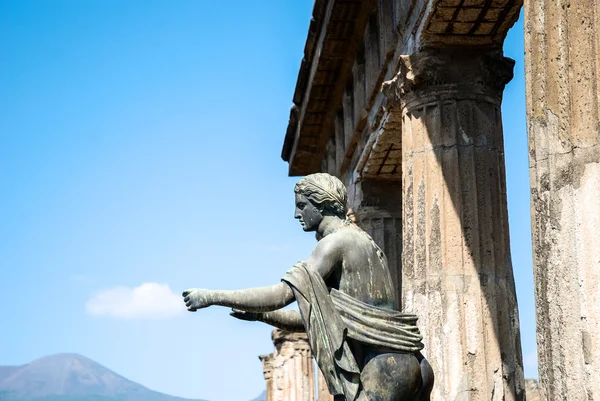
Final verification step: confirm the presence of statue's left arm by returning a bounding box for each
[183,282,294,313]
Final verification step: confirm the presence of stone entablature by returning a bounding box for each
[422,0,522,47]
[282,0,522,180]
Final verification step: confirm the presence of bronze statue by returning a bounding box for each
[183,173,433,401]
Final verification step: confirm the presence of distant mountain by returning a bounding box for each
[0,354,206,401]
[248,390,266,401]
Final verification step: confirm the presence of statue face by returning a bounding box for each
[294,193,323,232]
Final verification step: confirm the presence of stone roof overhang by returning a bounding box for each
[282,0,522,177]
[281,0,373,176]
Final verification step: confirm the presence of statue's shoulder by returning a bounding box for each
[321,224,364,249]
[333,224,382,254]
[337,223,369,241]
[316,232,343,250]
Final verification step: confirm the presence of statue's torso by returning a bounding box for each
[324,225,397,311]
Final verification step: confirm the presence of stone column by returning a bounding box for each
[259,354,274,401]
[317,369,333,401]
[524,379,545,401]
[384,49,525,401]
[524,1,600,400]
[260,330,315,401]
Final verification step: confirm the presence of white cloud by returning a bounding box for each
[86,283,185,319]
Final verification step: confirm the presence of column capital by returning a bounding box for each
[271,329,311,351]
[259,354,274,380]
[383,49,515,110]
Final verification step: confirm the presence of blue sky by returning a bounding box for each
[0,2,534,401]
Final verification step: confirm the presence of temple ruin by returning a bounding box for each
[259,1,600,400]
[259,330,332,401]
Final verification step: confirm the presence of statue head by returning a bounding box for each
[294,173,347,232]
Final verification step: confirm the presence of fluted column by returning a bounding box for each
[260,330,315,401]
[259,354,274,401]
[525,1,600,400]
[317,369,333,401]
[384,49,525,401]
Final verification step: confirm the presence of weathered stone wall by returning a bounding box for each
[525,379,546,401]
[317,369,333,401]
[259,330,315,401]
[524,1,600,400]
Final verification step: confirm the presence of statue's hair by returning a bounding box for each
[294,173,347,219]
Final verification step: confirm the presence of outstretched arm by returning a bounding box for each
[183,282,294,313]
[230,309,304,332]
[183,237,343,313]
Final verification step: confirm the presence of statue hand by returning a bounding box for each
[182,288,213,312]
[230,308,260,322]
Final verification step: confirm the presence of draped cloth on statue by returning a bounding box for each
[282,263,424,401]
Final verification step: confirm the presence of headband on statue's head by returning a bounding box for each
[294,173,347,215]
[306,180,345,209]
